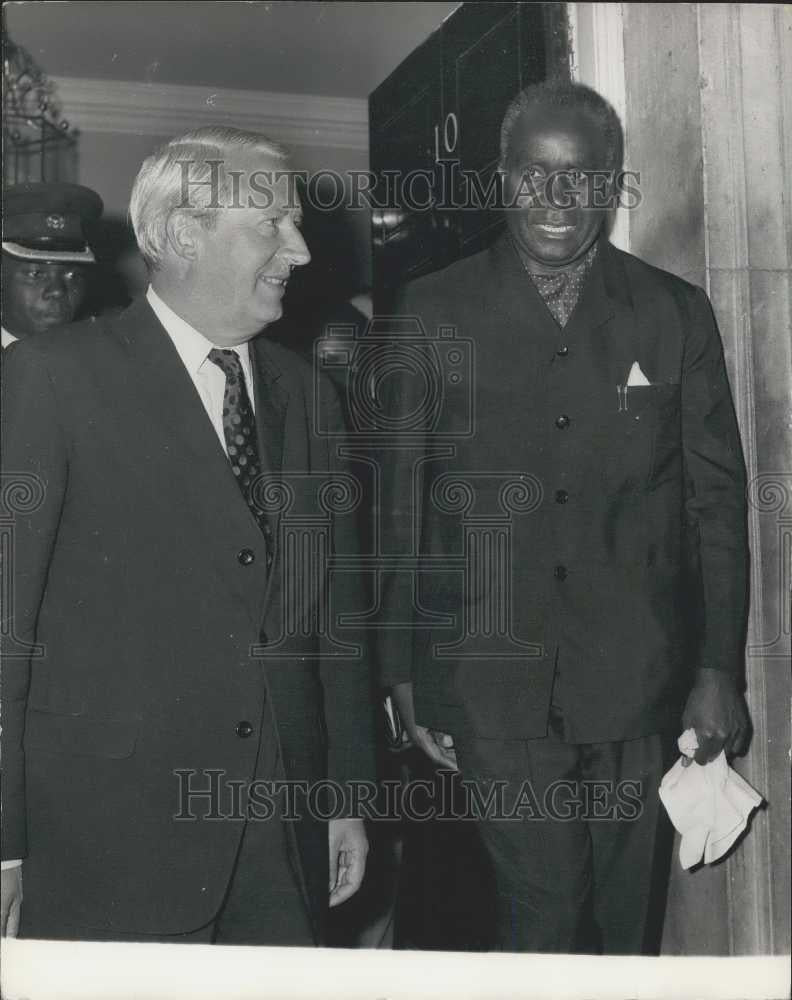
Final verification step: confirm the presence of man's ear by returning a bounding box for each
[165,210,202,262]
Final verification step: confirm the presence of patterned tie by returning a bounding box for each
[208,348,274,559]
[516,240,599,328]
[530,271,572,327]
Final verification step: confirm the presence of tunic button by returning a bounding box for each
[555,414,570,430]
[237,548,255,565]
[235,720,254,738]
[555,489,569,504]
[554,564,568,581]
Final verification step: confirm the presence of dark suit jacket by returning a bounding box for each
[1,297,375,938]
[378,233,748,744]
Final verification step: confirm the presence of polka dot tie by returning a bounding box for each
[208,348,274,560]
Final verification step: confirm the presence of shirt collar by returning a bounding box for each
[146,285,248,377]
[1,327,19,349]
[519,240,599,280]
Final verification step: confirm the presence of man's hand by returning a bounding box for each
[390,681,458,770]
[328,818,368,908]
[1,866,23,937]
[681,668,750,767]
[411,726,458,770]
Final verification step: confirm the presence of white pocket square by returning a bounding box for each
[626,361,651,387]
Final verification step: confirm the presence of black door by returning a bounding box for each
[370,1,570,306]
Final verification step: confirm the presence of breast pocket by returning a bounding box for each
[602,383,680,490]
[623,383,681,486]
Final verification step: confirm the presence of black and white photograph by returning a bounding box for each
[1,3,790,998]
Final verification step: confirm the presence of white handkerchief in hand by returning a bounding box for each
[626,361,651,386]
[659,728,763,869]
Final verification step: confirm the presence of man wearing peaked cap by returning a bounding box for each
[1,182,103,348]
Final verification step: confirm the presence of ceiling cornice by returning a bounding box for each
[51,76,369,152]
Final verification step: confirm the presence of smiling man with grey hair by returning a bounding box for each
[1,125,375,944]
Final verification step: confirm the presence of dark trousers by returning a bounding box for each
[455,704,676,954]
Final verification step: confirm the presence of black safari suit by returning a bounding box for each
[378,233,748,951]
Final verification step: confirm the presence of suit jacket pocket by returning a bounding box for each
[611,383,681,487]
[24,709,138,759]
[632,383,681,484]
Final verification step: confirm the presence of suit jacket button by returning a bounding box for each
[555,489,569,504]
[235,720,254,738]
[556,345,569,356]
[555,414,570,430]
[237,548,255,565]
[554,564,568,581]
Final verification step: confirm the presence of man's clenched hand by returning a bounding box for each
[390,681,458,770]
[682,668,750,767]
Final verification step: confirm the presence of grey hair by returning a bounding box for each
[499,80,624,173]
[129,125,290,269]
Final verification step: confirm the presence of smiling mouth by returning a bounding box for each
[534,223,575,235]
[259,275,290,291]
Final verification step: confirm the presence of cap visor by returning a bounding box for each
[2,241,95,264]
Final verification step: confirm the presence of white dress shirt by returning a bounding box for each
[1,327,19,349]
[0,291,257,874]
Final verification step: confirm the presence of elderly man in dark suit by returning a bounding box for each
[1,126,374,944]
[381,81,750,953]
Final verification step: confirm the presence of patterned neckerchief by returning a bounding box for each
[514,240,599,329]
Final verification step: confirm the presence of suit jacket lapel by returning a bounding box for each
[249,335,288,482]
[249,334,290,550]
[116,297,238,469]
[489,232,564,357]
[489,232,636,359]
[590,238,639,388]
[115,297,271,623]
